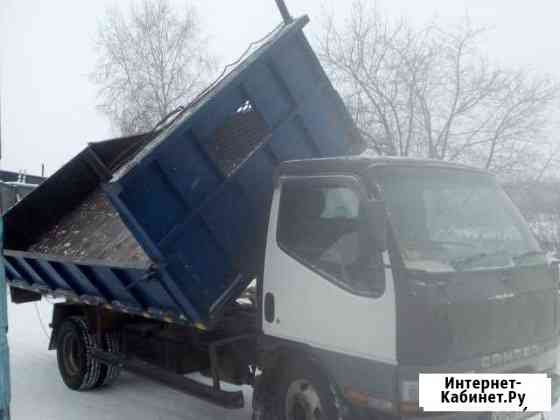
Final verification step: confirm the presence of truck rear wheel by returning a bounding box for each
[56,316,102,391]
[278,362,341,420]
[94,332,122,388]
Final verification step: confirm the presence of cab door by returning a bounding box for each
[262,174,397,365]
[0,218,10,419]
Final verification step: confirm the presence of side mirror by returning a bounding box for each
[548,257,560,287]
[366,200,388,252]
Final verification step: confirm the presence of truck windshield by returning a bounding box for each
[373,165,544,272]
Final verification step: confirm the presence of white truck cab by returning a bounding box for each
[255,156,559,420]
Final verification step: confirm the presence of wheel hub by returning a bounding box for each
[62,333,81,376]
[286,379,323,420]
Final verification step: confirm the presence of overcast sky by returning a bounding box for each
[1,0,559,176]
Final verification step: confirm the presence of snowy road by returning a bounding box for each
[8,300,252,420]
[7,300,560,419]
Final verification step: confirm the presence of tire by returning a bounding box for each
[252,373,280,420]
[277,361,342,420]
[56,316,102,391]
[94,332,122,388]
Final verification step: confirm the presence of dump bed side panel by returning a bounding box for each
[106,17,362,325]
[4,250,181,318]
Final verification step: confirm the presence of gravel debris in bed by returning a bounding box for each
[28,189,149,265]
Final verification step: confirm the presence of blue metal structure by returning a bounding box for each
[2,16,362,328]
[0,219,10,419]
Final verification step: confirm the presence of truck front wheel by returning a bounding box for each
[277,362,342,420]
[56,316,101,391]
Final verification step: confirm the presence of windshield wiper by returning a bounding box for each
[512,250,545,261]
[451,249,507,270]
[451,249,545,270]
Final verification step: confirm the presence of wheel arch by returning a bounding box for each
[255,337,346,407]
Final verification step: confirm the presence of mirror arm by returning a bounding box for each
[366,199,388,252]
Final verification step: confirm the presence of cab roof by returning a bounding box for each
[277,155,492,178]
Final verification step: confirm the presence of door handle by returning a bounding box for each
[264,292,275,323]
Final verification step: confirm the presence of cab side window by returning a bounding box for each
[277,178,385,296]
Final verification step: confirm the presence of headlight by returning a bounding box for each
[400,380,421,414]
[343,387,395,413]
[401,380,419,402]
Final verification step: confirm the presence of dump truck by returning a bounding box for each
[3,13,559,420]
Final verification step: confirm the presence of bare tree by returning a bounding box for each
[319,1,559,177]
[91,0,216,135]
[506,178,560,252]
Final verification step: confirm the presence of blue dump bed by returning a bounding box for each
[3,17,362,328]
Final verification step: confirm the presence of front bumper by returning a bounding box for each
[398,414,543,420]
[350,373,558,420]
[351,411,544,420]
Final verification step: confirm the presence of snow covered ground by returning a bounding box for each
[7,299,560,419]
[8,300,252,420]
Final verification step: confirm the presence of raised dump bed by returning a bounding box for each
[3,16,363,328]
